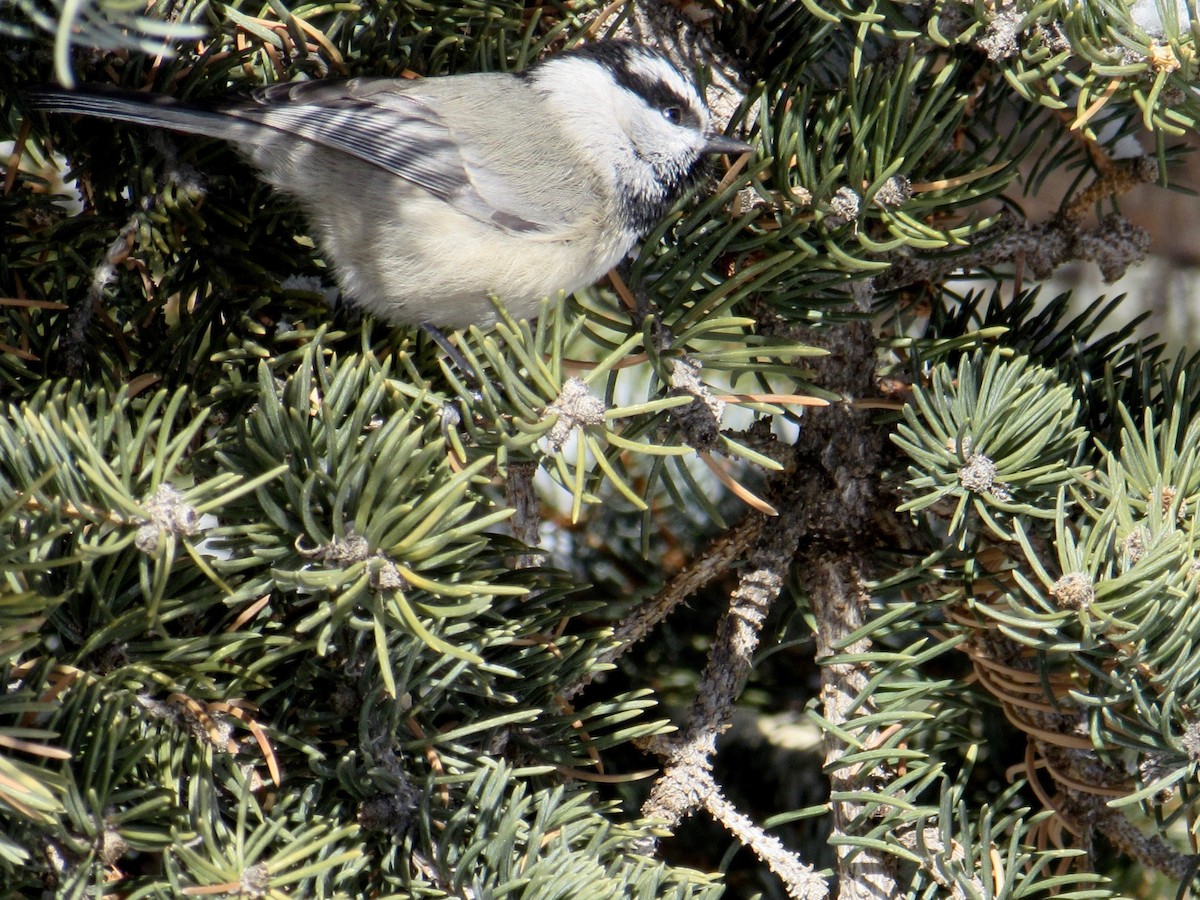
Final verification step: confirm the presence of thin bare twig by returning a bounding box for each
[561,515,764,701]
[640,481,805,821]
[705,768,828,899]
[66,213,139,376]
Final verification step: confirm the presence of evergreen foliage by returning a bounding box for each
[3,0,1200,897]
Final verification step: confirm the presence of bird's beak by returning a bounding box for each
[703,132,752,155]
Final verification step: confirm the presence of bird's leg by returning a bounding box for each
[420,323,475,379]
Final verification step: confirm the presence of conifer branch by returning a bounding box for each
[639,487,805,826]
[7,0,1200,894]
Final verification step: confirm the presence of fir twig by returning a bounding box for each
[639,475,806,886]
[808,554,899,899]
[561,514,764,702]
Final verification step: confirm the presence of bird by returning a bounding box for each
[29,41,750,329]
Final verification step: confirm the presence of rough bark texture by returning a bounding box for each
[783,285,899,899]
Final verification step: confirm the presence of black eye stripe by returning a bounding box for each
[609,68,699,126]
[541,41,703,127]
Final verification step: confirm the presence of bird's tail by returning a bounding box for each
[26,85,263,145]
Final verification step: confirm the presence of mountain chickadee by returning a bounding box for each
[30,41,750,328]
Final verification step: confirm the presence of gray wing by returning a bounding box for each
[221,77,585,236]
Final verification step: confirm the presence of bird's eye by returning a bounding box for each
[662,106,683,125]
